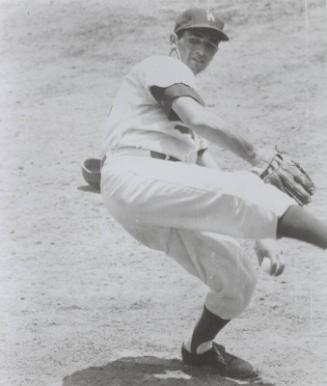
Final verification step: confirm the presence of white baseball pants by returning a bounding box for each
[101,154,294,319]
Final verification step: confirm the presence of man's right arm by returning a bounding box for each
[172,96,274,168]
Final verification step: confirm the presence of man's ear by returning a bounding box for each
[169,32,178,46]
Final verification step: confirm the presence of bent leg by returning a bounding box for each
[123,224,257,321]
[169,230,257,320]
[133,226,257,361]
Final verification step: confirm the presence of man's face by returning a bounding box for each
[176,29,219,74]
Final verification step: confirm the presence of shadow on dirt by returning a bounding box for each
[77,184,101,194]
[62,356,275,386]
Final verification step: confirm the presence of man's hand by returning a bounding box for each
[255,239,285,276]
[197,149,220,168]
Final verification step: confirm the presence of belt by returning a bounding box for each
[150,151,179,162]
[102,147,180,166]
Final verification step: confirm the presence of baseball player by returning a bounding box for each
[100,7,327,380]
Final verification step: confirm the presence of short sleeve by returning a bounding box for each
[143,56,196,90]
[150,83,205,117]
[140,56,205,119]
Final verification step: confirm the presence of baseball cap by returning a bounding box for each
[174,7,229,42]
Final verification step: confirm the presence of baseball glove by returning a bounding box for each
[256,150,315,206]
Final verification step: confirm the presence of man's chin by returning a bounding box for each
[185,59,207,74]
[187,61,200,72]
[193,64,207,75]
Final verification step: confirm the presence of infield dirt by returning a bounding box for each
[1,1,327,385]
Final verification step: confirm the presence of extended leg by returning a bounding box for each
[277,205,327,249]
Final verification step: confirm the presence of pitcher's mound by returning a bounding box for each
[63,356,275,386]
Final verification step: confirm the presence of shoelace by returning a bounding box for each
[213,343,245,367]
[214,344,260,381]
[212,344,227,366]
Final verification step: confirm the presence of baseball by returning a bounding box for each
[261,257,272,274]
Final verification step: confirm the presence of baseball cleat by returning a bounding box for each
[181,342,258,380]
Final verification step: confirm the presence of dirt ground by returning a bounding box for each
[1,1,327,385]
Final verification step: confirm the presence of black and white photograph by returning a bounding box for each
[1,1,327,385]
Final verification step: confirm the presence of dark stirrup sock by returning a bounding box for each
[277,205,327,249]
[190,306,230,353]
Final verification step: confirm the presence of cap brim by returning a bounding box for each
[176,25,229,41]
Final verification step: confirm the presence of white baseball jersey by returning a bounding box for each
[101,54,295,319]
[102,55,208,161]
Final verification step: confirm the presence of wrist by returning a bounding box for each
[251,148,277,168]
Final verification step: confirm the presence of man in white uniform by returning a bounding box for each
[101,7,327,380]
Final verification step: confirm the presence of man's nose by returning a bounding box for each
[196,43,206,57]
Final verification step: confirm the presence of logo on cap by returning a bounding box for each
[206,9,216,23]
